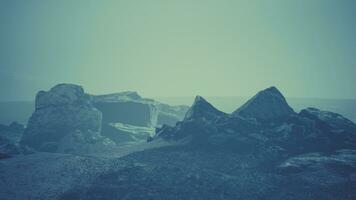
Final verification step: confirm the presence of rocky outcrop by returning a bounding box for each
[93,92,188,128]
[150,86,356,155]
[185,96,227,122]
[233,87,295,121]
[21,84,113,153]
[92,92,188,144]
[152,96,226,141]
[19,85,187,152]
[0,136,20,158]
[0,135,33,159]
[0,122,33,158]
[0,122,24,143]
[94,100,158,127]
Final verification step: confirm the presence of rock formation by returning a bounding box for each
[21,84,114,153]
[92,92,188,127]
[151,86,356,155]
[92,91,188,144]
[93,92,158,127]
[184,96,227,122]
[0,121,24,143]
[233,86,295,121]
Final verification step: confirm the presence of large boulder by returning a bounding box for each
[21,84,113,153]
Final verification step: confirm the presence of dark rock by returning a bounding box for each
[0,122,24,143]
[184,96,227,122]
[233,86,295,121]
[0,135,33,158]
[151,87,356,156]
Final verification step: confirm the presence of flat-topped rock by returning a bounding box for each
[21,84,112,153]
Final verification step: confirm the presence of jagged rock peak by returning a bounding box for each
[35,83,88,110]
[184,95,226,121]
[233,86,294,120]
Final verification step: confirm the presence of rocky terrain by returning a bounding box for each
[16,84,188,153]
[0,85,355,200]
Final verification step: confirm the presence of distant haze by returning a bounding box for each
[1,0,356,101]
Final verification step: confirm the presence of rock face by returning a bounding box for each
[151,86,356,155]
[233,87,295,121]
[93,92,188,128]
[21,84,112,153]
[92,92,189,144]
[19,85,187,151]
[153,96,225,141]
[93,92,158,127]
[185,96,227,121]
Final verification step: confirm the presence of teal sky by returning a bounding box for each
[1,0,356,101]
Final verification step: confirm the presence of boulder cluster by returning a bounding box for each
[152,87,356,157]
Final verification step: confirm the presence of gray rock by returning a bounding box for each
[20,84,112,153]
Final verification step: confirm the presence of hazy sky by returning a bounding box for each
[1,0,356,101]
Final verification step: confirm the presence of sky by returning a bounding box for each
[0,0,356,101]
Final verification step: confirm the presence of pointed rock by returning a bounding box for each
[184,96,227,121]
[233,87,294,120]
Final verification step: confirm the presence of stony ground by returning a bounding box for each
[1,142,355,200]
